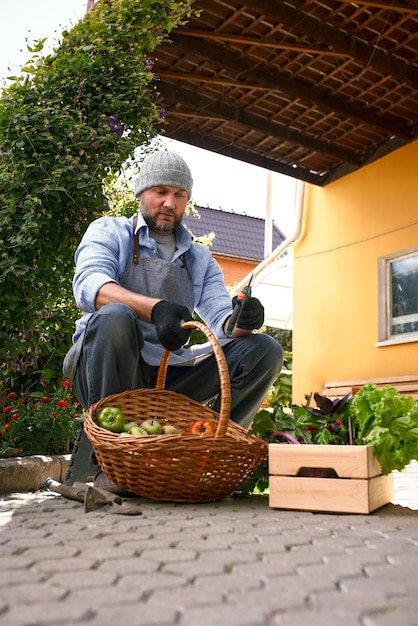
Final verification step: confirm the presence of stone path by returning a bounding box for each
[0,489,417,626]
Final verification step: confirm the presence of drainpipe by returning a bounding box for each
[264,170,273,257]
[231,179,305,296]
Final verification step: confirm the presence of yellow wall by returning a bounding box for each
[292,140,418,403]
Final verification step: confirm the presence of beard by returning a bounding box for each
[140,207,182,232]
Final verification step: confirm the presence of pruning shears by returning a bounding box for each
[226,273,254,336]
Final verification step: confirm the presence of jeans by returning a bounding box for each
[73,303,283,428]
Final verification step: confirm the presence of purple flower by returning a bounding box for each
[109,122,124,135]
[143,58,154,69]
[160,104,167,119]
[106,114,124,135]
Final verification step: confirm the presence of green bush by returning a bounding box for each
[0,0,194,395]
[0,381,82,456]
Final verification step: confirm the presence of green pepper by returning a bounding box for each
[97,407,125,433]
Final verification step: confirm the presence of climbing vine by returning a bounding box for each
[0,0,194,395]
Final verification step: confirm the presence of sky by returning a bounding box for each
[1,0,297,235]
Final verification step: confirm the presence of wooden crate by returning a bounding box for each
[269,444,394,514]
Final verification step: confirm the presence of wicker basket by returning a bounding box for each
[84,321,267,502]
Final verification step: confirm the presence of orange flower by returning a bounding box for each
[56,400,68,408]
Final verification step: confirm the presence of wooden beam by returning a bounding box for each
[334,0,418,14]
[154,70,265,90]
[174,28,349,57]
[158,127,324,185]
[156,82,363,165]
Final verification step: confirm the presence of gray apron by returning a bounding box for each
[122,224,224,366]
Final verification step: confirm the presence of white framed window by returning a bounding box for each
[377,246,418,346]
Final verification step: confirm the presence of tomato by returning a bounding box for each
[97,407,125,433]
[187,420,216,434]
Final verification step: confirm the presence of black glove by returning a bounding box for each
[151,300,193,351]
[232,296,264,330]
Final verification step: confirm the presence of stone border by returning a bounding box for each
[0,455,70,493]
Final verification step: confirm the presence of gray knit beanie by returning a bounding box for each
[134,151,193,198]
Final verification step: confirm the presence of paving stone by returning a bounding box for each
[388,596,418,611]
[2,601,93,625]
[261,546,335,566]
[64,543,138,560]
[271,609,363,625]
[87,602,179,626]
[47,568,118,589]
[179,603,268,626]
[363,609,418,626]
[193,572,264,592]
[185,546,260,565]
[227,587,306,612]
[364,561,418,580]
[161,557,227,577]
[98,556,161,574]
[268,573,336,594]
[386,552,418,567]
[148,586,225,607]
[116,572,189,592]
[339,576,417,596]
[231,560,297,577]
[174,537,234,551]
[66,585,144,606]
[310,589,389,612]
[0,582,67,604]
[296,561,363,581]
[138,547,198,562]
[0,555,34,569]
[0,569,45,586]
[117,535,192,550]
[14,545,79,561]
[30,557,101,573]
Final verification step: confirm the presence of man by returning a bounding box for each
[63,151,283,488]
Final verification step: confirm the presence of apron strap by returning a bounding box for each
[133,216,139,265]
[180,253,192,280]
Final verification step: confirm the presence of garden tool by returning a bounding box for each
[45,478,141,515]
[226,273,254,335]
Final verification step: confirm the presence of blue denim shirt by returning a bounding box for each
[71,212,233,344]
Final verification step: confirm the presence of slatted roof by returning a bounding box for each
[151,0,418,186]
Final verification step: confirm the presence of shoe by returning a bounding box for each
[64,424,95,485]
[94,470,136,497]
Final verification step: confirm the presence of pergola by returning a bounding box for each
[152,0,418,187]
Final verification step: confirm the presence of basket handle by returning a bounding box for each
[155,320,231,438]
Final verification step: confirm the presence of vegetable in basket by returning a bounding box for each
[97,407,125,433]
[188,420,216,434]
